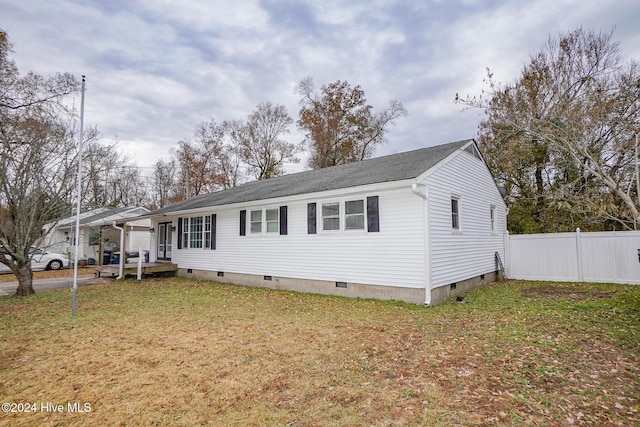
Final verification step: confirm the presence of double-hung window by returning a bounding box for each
[250,210,262,233]
[180,215,215,249]
[345,200,365,230]
[320,199,370,231]
[189,216,203,248]
[266,208,279,233]
[250,208,280,234]
[451,197,460,231]
[182,219,189,249]
[204,215,212,248]
[322,202,340,231]
[490,205,496,233]
[241,207,287,236]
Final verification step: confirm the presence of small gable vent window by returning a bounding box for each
[464,143,482,160]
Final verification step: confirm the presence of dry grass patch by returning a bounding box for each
[0,278,638,426]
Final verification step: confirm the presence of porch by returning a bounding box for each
[95,262,178,278]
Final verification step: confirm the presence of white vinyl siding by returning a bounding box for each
[423,150,507,289]
[171,185,427,290]
[159,144,508,296]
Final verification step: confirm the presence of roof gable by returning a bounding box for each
[149,139,472,215]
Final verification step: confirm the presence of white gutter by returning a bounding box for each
[112,222,124,279]
[411,183,432,306]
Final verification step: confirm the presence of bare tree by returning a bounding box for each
[296,77,407,169]
[79,136,152,208]
[0,30,82,295]
[151,158,179,209]
[218,125,243,189]
[229,102,301,180]
[82,134,119,207]
[457,28,640,231]
[172,119,228,198]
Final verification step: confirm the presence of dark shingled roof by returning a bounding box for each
[148,139,471,216]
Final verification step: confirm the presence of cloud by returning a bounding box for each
[2,0,638,171]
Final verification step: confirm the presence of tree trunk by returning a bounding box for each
[14,264,35,296]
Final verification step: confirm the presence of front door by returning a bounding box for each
[157,222,173,260]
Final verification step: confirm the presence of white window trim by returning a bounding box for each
[189,216,204,248]
[181,215,211,249]
[490,205,497,234]
[266,208,280,233]
[182,217,189,249]
[247,207,281,236]
[344,199,366,231]
[321,201,341,232]
[318,198,368,233]
[250,209,263,234]
[204,215,212,247]
[451,195,462,233]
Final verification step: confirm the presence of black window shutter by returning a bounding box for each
[177,218,183,249]
[279,206,288,235]
[239,210,246,236]
[367,196,380,232]
[211,214,217,250]
[307,203,316,234]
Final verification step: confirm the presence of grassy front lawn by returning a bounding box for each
[0,278,638,426]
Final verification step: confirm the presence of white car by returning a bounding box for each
[0,246,69,273]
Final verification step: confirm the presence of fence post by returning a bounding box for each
[503,231,510,278]
[575,228,583,282]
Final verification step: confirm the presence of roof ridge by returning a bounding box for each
[147,139,472,216]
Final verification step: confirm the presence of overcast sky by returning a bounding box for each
[2,0,639,175]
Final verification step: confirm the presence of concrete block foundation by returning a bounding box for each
[177,268,501,306]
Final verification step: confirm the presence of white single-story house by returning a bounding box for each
[145,139,508,305]
[42,206,151,265]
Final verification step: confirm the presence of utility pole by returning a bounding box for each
[636,134,639,230]
[72,75,86,317]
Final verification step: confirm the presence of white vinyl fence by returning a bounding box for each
[505,229,640,284]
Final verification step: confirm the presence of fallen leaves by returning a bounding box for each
[0,279,638,426]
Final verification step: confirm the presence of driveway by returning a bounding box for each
[0,274,107,296]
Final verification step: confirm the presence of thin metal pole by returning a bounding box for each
[635,134,639,230]
[72,76,86,317]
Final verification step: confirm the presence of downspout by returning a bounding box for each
[112,222,124,279]
[411,183,432,306]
